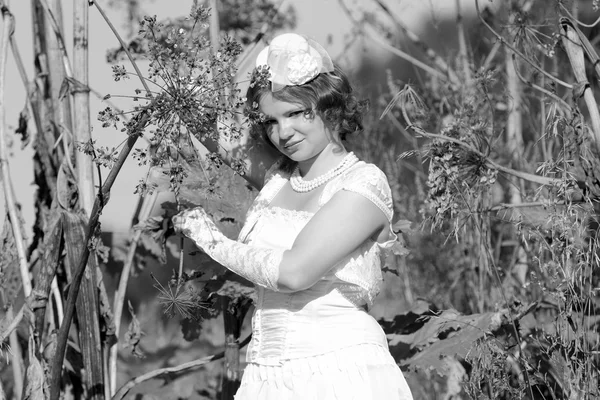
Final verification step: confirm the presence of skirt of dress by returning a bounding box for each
[234,343,413,400]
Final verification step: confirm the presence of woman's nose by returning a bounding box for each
[278,119,294,139]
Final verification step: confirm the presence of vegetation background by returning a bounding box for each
[0,0,598,399]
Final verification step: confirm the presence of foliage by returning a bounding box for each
[364,0,600,398]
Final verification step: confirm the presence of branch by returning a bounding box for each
[370,0,460,84]
[511,54,571,110]
[474,0,573,90]
[368,27,449,81]
[111,334,252,400]
[559,3,600,28]
[336,0,449,82]
[478,1,534,73]
[411,127,561,186]
[91,0,152,97]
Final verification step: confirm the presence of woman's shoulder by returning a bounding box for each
[340,160,390,186]
[321,159,394,221]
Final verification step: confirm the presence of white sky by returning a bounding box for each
[1,0,483,236]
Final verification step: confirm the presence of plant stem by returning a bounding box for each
[112,334,252,400]
[89,2,155,395]
[411,127,562,186]
[559,3,600,28]
[474,0,573,90]
[38,0,73,76]
[73,0,95,216]
[511,54,571,110]
[91,0,151,96]
[560,19,600,152]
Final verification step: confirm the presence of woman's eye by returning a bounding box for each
[263,119,276,125]
[291,109,312,118]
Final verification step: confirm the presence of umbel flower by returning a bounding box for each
[97,5,247,198]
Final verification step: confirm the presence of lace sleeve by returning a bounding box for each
[320,163,397,308]
[322,163,394,222]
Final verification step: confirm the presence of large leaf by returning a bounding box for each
[398,310,504,375]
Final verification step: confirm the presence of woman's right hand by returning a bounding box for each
[172,207,226,245]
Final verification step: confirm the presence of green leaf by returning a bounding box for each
[399,310,504,376]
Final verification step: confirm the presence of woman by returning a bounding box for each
[174,33,413,399]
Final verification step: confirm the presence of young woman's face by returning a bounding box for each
[259,93,333,162]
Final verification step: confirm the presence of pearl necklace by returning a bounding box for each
[289,152,359,192]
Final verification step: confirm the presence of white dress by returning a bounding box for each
[233,159,413,400]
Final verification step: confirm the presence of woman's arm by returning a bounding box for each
[174,190,389,292]
[277,190,388,291]
[174,165,394,293]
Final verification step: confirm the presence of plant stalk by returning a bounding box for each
[73,0,95,215]
[560,19,600,152]
[48,109,150,400]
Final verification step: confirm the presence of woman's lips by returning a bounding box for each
[284,139,304,150]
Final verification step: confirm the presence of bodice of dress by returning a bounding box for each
[238,159,396,365]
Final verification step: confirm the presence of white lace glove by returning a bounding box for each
[173,207,282,291]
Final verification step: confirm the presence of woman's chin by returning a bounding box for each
[285,151,313,163]
[280,147,304,161]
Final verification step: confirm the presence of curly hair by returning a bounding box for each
[246,64,369,142]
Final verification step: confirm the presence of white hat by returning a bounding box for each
[256,33,334,91]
